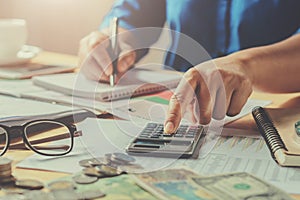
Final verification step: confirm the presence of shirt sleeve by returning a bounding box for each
[99,0,167,61]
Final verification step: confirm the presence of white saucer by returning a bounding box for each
[0,45,41,66]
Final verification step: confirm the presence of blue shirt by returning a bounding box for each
[100,0,300,71]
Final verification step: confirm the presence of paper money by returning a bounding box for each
[192,172,294,200]
[133,168,218,200]
[47,174,156,200]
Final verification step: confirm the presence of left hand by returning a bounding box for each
[164,55,253,133]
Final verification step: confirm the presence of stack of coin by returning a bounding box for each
[0,157,15,185]
[106,153,144,173]
[81,165,120,179]
[79,153,144,178]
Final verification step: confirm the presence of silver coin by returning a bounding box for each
[83,167,106,178]
[109,157,127,166]
[72,174,98,184]
[79,159,93,168]
[15,179,44,190]
[0,194,25,200]
[0,157,12,166]
[48,180,76,191]
[89,157,107,166]
[51,189,78,200]
[112,153,136,163]
[24,190,51,200]
[78,189,106,199]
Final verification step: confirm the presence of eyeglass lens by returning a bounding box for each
[24,121,72,155]
[0,127,8,156]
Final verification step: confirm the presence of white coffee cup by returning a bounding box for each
[0,19,27,59]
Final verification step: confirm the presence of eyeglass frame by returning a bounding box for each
[0,118,80,157]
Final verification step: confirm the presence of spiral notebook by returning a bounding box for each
[252,106,300,166]
[32,69,182,102]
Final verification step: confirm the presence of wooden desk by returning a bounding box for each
[4,51,300,199]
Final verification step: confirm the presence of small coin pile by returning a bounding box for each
[0,157,15,186]
[77,153,143,183]
[0,157,107,199]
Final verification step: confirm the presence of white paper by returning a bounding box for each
[32,69,181,101]
[17,118,300,194]
[18,119,179,173]
[173,136,300,194]
[0,79,44,97]
[111,98,271,125]
[0,78,138,113]
[0,94,74,119]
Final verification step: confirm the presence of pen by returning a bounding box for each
[109,17,119,87]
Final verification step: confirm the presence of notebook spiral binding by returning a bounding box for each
[252,106,287,160]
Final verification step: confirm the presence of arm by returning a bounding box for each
[232,33,300,93]
[164,34,300,133]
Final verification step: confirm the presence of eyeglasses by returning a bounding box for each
[0,109,96,156]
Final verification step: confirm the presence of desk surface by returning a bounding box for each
[4,51,300,199]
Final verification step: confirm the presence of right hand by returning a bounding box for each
[164,55,253,133]
[78,29,137,82]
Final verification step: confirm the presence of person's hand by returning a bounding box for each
[78,29,136,82]
[164,55,253,133]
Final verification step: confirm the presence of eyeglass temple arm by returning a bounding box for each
[7,130,82,150]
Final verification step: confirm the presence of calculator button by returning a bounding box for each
[163,133,173,137]
[155,126,164,132]
[146,123,158,128]
[150,135,160,138]
[185,134,195,138]
[174,134,184,137]
[143,131,153,135]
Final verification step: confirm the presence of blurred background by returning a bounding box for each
[0,0,114,55]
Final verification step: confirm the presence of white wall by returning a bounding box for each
[0,0,114,55]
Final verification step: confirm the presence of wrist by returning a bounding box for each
[228,48,262,87]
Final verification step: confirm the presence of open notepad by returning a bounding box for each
[32,69,182,101]
[252,106,300,167]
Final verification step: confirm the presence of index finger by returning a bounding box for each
[164,68,199,133]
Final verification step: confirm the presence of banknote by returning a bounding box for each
[133,168,218,200]
[192,172,293,200]
[52,174,157,200]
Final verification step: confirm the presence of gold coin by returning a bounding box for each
[78,189,106,199]
[48,180,75,191]
[96,165,120,176]
[15,179,44,190]
[0,169,12,177]
[0,175,16,185]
